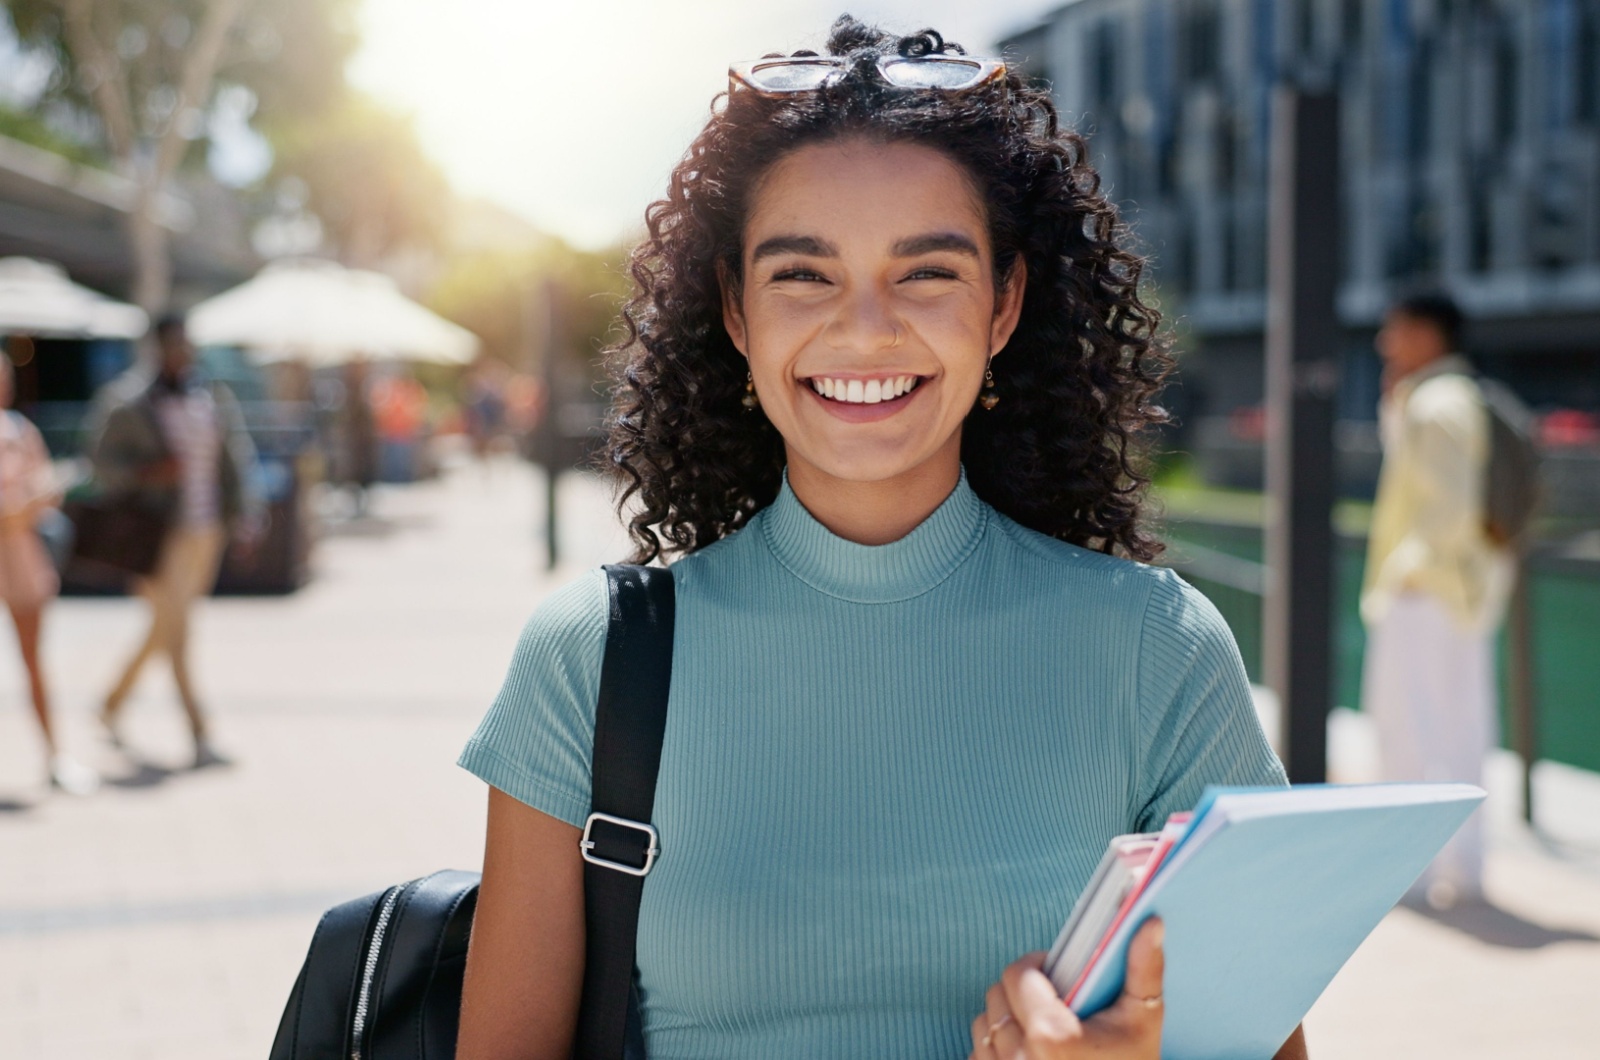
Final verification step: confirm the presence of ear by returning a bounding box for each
[718,259,750,359]
[988,257,1027,358]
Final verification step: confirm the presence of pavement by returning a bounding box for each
[0,454,1596,1059]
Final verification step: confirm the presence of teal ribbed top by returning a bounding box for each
[460,471,1285,1059]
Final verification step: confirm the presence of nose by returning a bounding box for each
[822,284,901,354]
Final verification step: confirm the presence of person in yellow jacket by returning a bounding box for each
[1361,292,1513,908]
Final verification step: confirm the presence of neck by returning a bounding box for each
[784,440,962,546]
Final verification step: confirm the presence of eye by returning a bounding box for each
[903,266,959,281]
[771,267,828,283]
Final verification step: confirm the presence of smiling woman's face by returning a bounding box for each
[722,137,1024,492]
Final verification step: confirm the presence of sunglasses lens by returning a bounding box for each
[880,58,984,89]
[748,61,838,92]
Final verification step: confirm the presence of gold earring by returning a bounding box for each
[978,363,999,410]
[742,371,759,410]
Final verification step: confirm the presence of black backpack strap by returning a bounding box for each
[574,564,675,1060]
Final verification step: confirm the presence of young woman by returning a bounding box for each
[0,356,95,795]
[457,17,1305,1060]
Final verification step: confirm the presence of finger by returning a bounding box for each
[971,1002,1015,1059]
[1120,917,1165,1005]
[985,981,1013,1026]
[970,1011,996,1059]
[1001,953,1083,1051]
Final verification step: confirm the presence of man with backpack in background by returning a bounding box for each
[1361,290,1538,910]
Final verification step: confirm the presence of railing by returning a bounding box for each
[1161,522,1600,824]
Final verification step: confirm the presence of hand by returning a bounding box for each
[970,917,1165,1060]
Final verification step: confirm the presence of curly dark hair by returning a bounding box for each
[606,14,1172,563]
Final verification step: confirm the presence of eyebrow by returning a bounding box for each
[750,235,838,263]
[748,231,983,264]
[891,232,981,258]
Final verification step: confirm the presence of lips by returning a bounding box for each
[807,375,923,404]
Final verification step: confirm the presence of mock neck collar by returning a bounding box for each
[758,468,989,603]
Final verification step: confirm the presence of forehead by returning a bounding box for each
[744,138,988,252]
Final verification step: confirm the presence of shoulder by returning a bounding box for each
[93,371,154,419]
[1408,372,1484,428]
[663,513,769,590]
[510,567,610,664]
[992,513,1236,667]
[205,379,244,409]
[6,411,46,448]
[987,510,1184,610]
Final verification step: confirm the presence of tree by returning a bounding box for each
[268,92,450,269]
[4,0,357,312]
[427,233,630,382]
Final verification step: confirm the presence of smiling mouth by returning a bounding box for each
[806,375,925,405]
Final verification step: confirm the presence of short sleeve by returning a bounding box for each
[1133,571,1287,832]
[458,568,608,827]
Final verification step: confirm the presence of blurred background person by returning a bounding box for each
[371,367,430,482]
[88,314,263,769]
[0,355,95,795]
[1360,292,1513,909]
[333,356,378,514]
[460,357,507,469]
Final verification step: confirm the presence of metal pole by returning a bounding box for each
[1508,549,1538,824]
[541,280,561,571]
[1264,86,1340,784]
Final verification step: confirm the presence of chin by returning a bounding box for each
[790,439,951,486]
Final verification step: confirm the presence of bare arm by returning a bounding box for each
[457,788,586,1060]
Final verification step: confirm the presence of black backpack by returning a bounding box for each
[268,565,675,1060]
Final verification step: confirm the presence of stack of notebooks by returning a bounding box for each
[1042,782,1485,1059]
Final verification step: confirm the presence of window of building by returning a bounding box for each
[1408,34,1435,160]
[1342,0,1364,47]
[1183,1,1222,84]
[1493,14,1519,141]
[1296,0,1318,60]
[1580,2,1600,124]
[1092,20,1120,106]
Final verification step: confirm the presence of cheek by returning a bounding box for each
[905,294,996,363]
[744,298,822,370]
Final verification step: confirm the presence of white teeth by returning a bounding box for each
[809,376,921,404]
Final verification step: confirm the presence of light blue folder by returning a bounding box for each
[1070,782,1485,1059]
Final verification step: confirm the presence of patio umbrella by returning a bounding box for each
[0,257,148,339]
[187,259,478,366]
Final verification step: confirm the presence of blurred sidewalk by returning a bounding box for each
[1253,689,1600,1057]
[0,455,630,1059]
[0,455,1595,1058]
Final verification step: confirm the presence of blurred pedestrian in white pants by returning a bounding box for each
[1362,292,1512,908]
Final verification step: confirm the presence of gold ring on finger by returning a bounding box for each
[980,1013,1013,1047]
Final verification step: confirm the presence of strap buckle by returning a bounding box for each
[580,812,661,877]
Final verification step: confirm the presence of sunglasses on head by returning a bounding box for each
[729,53,1007,96]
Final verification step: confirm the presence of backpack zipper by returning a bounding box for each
[350,884,403,1060]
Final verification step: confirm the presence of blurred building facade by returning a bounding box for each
[1005,0,1600,508]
